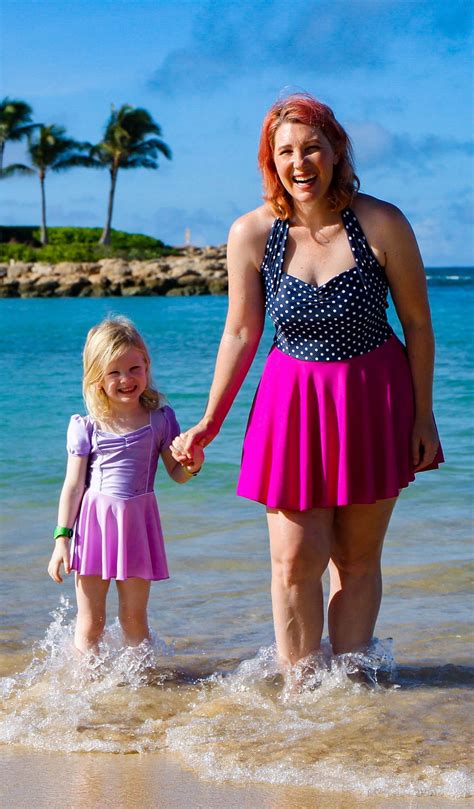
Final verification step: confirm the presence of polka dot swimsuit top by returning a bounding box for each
[260,207,393,362]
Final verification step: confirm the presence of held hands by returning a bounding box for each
[170,433,205,473]
[47,538,71,583]
[412,414,439,471]
[174,418,219,456]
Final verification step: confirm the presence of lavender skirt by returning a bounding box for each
[71,490,169,581]
[237,336,444,510]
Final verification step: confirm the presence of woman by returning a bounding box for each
[171,93,443,668]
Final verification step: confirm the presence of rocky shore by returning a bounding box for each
[0,245,228,298]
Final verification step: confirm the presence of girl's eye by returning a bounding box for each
[107,371,119,376]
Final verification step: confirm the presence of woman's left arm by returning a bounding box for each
[379,204,440,470]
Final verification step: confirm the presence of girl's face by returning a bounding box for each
[273,122,338,207]
[100,347,148,407]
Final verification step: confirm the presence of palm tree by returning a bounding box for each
[24,125,92,244]
[90,105,171,244]
[0,98,41,174]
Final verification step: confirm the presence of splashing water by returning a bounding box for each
[0,597,472,799]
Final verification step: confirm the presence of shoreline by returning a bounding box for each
[1,258,470,299]
[1,749,468,809]
[0,246,228,298]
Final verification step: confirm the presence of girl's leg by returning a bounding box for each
[267,507,334,666]
[116,578,151,646]
[328,497,397,654]
[75,575,110,652]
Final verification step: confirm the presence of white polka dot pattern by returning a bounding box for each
[260,208,393,362]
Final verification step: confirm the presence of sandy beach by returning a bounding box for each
[1,748,470,809]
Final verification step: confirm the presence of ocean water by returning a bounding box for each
[0,267,473,802]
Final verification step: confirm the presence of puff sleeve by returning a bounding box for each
[157,405,180,452]
[66,414,92,456]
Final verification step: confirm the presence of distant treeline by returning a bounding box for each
[0,98,171,248]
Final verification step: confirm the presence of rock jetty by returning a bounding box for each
[0,245,228,298]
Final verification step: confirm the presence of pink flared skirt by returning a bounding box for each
[237,336,444,511]
[71,489,169,581]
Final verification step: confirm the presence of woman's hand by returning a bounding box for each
[170,434,206,470]
[47,538,71,583]
[171,419,220,464]
[412,415,439,470]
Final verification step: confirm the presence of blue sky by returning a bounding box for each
[1,0,473,264]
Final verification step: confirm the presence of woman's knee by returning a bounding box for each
[272,547,330,588]
[330,546,382,579]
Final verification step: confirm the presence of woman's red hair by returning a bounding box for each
[258,93,359,219]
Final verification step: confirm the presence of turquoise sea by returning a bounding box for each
[0,267,473,805]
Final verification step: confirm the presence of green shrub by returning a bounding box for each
[0,226,40,245]
[0,226,178,263]
[0,244,180,263]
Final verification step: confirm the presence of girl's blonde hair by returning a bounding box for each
[83,316,163,421]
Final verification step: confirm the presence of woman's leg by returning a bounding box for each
[116,578,151,646]
[75,575,110,652]
[267,507,334,666]
[328,497,397,654]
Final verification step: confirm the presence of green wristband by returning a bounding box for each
[53,525,73,540]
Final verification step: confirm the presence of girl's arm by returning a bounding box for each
[160,444,204,483]
[47,454,89,583]
[372,201,440,470]
[177,214,267,459]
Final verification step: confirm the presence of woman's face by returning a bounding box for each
[273,121,338,206]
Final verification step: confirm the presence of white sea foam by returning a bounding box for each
[1,598,472,798]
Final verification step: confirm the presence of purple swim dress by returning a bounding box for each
[237,208,444,511]
[68,406,180,580]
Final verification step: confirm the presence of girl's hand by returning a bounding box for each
[170,433,189,464]
[47,539,71,584]
[412,415,440,470]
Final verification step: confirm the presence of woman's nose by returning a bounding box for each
[293,151,306,169]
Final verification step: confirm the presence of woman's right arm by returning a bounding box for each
[48,454,89,583]
[181,214,267,453]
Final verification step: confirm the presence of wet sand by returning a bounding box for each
[1,748,469,809]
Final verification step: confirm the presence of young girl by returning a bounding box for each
[47,316,204,653]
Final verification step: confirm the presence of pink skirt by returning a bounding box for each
[237,336,444,510]
[71,489,169,581]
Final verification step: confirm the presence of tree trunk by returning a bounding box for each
[40,172,48,245]
[0,142,4,173]
[100,168,117,245]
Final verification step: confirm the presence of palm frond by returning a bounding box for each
[0,163,35,178]
[52,155,101,171]
[120,157,159,170]
[7,122,42,142]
